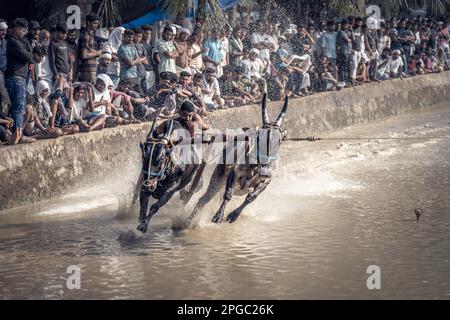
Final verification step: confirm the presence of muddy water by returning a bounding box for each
[1,105,450,299]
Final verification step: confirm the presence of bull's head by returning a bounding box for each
[140,113,174,192]
[256,94,289,176]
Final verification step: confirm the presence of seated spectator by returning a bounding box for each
[0,115,35,144]
[66,84,104,132]
[97,52,112,76]
[89,74,123,127]
[288,56,311,96]
[230,66,257,105]
[268,66,291,100]
[49,78,81,135]
[422,47,437,73]
[202,68,224,110]
[115,80,151,121]
[152,72,183,116]
[388,49,404,78]
[218,66,237,107]
[23,80,63,140]
[436,48,450,71]
[376,48,391,80]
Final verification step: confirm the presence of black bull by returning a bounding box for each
[134,94,288,233]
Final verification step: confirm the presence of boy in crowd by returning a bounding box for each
[48,23,72,83]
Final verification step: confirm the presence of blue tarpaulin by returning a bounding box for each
[124,0,240,28]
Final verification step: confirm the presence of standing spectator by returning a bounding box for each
[363,24,379,81]
[350,17,364,85]
[66,29,79,82]
[229,27,245,68]
[118,29,147,94]
[106,27,125,86]
[78,13,102,83]
[336,19,353,83]
[0,20,11,114]
[48,23,71,83]
[377,23,390,53]
[251,20,272,64]
[35,30,53,87]
[203,29,225,77]
[5,18,35,144]
[25,20,41,50]
[187,28,204,74]
[133,28,149,94]
[157,26,178,75]
[141,24,155,90]
[437,22,449,51]
[319,20,338,63]
[174,28,190,75]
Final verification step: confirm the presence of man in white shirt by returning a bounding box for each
[241,48,266,80]
[157,26,178,74]
[388,49,404,78]
[376,48,391,80]
[202,67,224,110]
[251,20,272,64]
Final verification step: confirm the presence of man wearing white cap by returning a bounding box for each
[242,48,266,80]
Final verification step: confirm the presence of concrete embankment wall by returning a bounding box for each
[1,72,450,211]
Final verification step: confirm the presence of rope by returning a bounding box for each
[285,136,450,142]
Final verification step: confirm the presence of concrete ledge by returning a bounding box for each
[1,72,450,211]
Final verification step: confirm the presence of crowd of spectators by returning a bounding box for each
[0,9,449,146]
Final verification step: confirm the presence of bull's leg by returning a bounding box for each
[186,164,228,227]
[212,171,235,224]
[226,180,271,223]
[138,188,151,224]
[137,173,195,234]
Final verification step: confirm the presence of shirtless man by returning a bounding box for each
[153,100,209,141]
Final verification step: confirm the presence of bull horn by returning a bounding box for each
[274,95,289,127]
[261,93,270,126]
[162,118,174,141]
[146,108,163,140]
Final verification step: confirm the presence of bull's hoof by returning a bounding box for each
[212,213,223,224]
[136,221,149,233]
[226,211,241,223]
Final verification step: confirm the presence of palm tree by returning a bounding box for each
[158,0,228,29]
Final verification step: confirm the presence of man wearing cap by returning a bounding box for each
[241,48,266,81]
[0,19,11,114]
[26,20,41,50]
[157,26,178,75]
